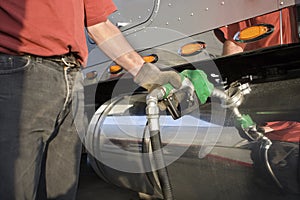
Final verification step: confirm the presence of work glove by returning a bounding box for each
[134,62,182,92]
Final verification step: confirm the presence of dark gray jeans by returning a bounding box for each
[0,54,84,200]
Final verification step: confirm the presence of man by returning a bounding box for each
[0,0,182,199]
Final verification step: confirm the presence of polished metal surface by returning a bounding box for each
[85,93,265,199]
[85,74,300,199]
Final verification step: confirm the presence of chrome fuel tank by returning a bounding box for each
[84,92,293,200]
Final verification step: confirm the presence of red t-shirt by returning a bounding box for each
[265,121,300,143]
[0,0,117,65]
[216,7,299,51]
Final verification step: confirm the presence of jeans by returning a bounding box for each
[0,54,84,200]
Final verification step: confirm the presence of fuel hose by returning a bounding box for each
[146,69,214,200]
[149,130,174,200]
[146,94,174,200]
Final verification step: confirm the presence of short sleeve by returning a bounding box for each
[84,0,117,27]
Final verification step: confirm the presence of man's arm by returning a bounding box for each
[86,19,144,76]
[86,19,182,90]
[222,40,244,55]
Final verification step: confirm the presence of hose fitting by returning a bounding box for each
[146,96,160,132]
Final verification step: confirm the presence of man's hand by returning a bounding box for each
[134,62,182,91]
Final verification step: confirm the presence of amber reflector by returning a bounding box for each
[143,54,158,63]
[234,24,274,43]
[240,26,268,40]
[85,71,98,79]
[179,41,206,56]
[109,65,123,74]
[109,54,158,74]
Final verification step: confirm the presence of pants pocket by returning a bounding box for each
[0,55,31,74]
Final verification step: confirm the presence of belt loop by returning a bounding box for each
[61,57,75,67]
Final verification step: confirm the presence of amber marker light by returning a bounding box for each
[85,70,98,79]
[109,54,158,74]
[178,41,206,56]
[109,65,123,74]
[143,54,158,63]
[233,24,274,43]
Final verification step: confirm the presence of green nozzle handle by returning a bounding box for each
[236,114,256,130]
[163,69,214,104]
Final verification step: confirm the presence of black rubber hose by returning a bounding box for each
[150,130,174,200]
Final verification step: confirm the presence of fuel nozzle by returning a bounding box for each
[160,69,214,119]
[235,111,264,141]
[159,70,263,141]
[219,81,265,141]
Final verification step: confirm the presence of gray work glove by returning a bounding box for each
[134,62,182,92]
